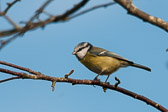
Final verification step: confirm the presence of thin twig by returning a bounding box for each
[114,77,120,88]
[29,0,53,23]
[0,76,20,83]
[20,0,53,35]
[0,60,39,75]
[53,0,89,22]
[42,10,54,17]
[0,33,20,50]
[51,81,56,92]
[2,0,20,15]
[65,69,74,78]
[70,1,116,19]
[4,15,20,29]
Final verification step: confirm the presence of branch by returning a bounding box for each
[0,0,90,37]
[0,0,20,16]
[53,0,89,22]
[0,76,20,83]
[0,61,167,112]
[0,61,39,75]
[0,33,20,50]
[0,0,90,50]
[29,0,52,23]
[70,1,116,19]
[4,15,20,29]
[115,0,168,32]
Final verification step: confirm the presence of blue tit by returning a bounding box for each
[72,42,151,83]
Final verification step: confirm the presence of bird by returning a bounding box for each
[72,42,151,83]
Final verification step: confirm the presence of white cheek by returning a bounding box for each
[76,48,88,60]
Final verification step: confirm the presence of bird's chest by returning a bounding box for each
[80,53,121,75]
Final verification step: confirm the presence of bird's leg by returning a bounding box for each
[92,73,101,88]
[93,74,100,82]
[104,75,110,84]
[102,75,110,92]
[105,75,110,83]
[93,71,103,82]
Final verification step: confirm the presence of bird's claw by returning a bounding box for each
[93,77,100,82]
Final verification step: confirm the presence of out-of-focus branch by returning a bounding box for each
[1,0,167,51]
[4,15,20,29]
[0,0,116,38]
[0,0,20,36]
[70,1,116,19]
[0,0,90,50]
[0,33,20,50]
[115,0,168,32]
[0,61,167,112]
[0,0,20,16]
[0,0,53,50]
[53,0,89,22]
[29,0,52,23]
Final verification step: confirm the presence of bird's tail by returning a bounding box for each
[131,63,151,72]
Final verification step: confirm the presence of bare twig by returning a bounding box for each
[0,76,20,83]
[4,15,20,29]
[42,10,54,17]
[0,0,20,15]
[53,0,89,22]
[0,33,20,50]
[65,69,74,78]
[51,81,56,92]
[0,60,39,75]
[114,77,120,88]
[20,0,53,35]
[70,1,116,19]
[0,61,167,112]
[29,0,53,23]
[115,0,168,32]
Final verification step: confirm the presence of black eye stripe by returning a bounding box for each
[76,43,90,52]
[78,47,85,52]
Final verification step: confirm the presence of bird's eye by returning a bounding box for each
[77,47,85,52]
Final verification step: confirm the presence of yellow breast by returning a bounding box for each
[80,52,121,75]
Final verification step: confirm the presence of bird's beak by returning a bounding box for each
[72,51,76,55]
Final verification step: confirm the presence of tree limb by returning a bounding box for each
[0,61,39,75]
[0,61,167,112]
[0,0,20,16]
[115,0,168,32]
[0,76,20,83]
[70,1,116,19]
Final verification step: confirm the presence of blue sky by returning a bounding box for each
[0,0,168,112]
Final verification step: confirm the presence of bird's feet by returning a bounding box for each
[105,81,110,85]
[92,77,100,88]
[93,77,100,82]
[102,82,110,92]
